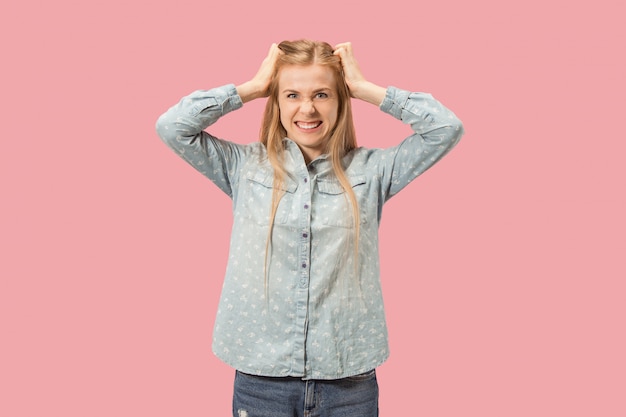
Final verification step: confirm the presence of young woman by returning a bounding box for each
[156,40,464,417]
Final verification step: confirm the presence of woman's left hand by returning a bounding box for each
[334,42,386,106]
[333,42,366,96]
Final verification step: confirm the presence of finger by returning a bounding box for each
[267,43,284,58]
[262,43,283,72]
[333,42,352,56]
[333,42,352,50]
[267,43,279,58]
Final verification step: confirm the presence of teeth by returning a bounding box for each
[297,122,321,129]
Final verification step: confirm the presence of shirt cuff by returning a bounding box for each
[379,86,411,121]
[221,84,244,114]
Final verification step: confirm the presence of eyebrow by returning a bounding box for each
[282,88,333,94]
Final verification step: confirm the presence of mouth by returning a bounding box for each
[296,121,322,130]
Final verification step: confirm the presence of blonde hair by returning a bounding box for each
[260,39,360,290]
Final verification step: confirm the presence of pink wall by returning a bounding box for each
[2,0,624,416]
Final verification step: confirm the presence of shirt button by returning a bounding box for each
[303,233,308,238]
[302,263,307,268]
[304,204,309,209]
[304,178,308,183]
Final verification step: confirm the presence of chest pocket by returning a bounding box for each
[244,170,297,225]
[314,175,367,228]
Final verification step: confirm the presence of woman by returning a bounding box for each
[156,40,463,417]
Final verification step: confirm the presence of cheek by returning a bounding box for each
[277,104,288,128]
[280,114,291,132]
[279,103,294,120]
[326,105,339,126]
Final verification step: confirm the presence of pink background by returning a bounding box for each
[2,0,624,416]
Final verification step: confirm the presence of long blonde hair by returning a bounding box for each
[260,40,360,289]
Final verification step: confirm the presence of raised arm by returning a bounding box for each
[156,43,282,144]
[154,44,282,196]
[334,42,464,199]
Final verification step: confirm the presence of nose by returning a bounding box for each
[300,99,316,114]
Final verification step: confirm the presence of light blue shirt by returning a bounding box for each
[156,84,463,379]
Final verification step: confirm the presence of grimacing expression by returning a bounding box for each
[277,64,339,163]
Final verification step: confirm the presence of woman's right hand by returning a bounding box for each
[237,43,282,103]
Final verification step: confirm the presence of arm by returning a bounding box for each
[334,42,464,199]
[155,44,282,196]
[379,86,464,198]
[156,43,281,142]
[155,85,245,197]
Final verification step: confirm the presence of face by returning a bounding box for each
[277,64,339,163]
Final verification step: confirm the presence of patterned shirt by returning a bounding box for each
[156,84,463,379]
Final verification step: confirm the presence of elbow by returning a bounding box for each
[432,117,463,150]
[448,117,464,147]
[155,111,177,145]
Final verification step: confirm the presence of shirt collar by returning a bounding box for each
[282,138,331,169]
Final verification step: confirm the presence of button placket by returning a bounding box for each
[299,173,312,287]
[292,168,312,375]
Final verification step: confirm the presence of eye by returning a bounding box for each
[286,93,298,99]
[315,92,329,99]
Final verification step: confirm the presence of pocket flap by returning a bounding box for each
[317,175,366,195]
[246,170,297,193]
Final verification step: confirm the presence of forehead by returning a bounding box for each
[278,64,336,92]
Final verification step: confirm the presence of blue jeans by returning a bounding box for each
[233,370,379,417]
